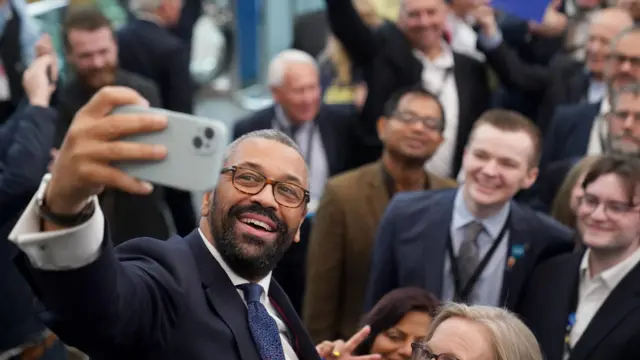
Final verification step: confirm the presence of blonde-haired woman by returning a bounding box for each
[551,156,600,229]
[319,0,383,107]
[411,303,543,360]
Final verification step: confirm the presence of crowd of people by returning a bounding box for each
[2,0,640,359]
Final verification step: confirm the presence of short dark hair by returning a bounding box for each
[582,154,640,204]
[382,85,446,130]
[470,109,542,166]
[354,287,441,356]
[63,6,113,51]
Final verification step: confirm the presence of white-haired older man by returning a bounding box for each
[233,49,359,312]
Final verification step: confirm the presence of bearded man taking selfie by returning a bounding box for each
[8,86,379,360]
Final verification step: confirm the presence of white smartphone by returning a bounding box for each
[110,105,230,192]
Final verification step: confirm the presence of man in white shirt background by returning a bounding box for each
[8,86,378,360]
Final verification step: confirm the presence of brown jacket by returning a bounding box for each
[302,161,456,342]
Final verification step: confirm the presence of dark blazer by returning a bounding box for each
[325,0,491,172]
[0,105,57,351]
[233,104,357,177]
[541,102,601,172]
[483,43,589,134]
[518,252,640,360]
[292,10,329,58]
[117,18,193,115]
[364,189,574,311]
[18,230,321,360]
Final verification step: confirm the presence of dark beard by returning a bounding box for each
[208,194,295,281]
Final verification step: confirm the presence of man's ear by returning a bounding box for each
[201,191,213,217]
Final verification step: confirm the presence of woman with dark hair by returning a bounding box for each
[318,287,440,359]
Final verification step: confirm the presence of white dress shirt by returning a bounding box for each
[586,96,610,156]
[415,41,460,178]
[9,176,299,360]
[446,13,485,62]
[567,248,640,356]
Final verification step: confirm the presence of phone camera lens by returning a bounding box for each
[193,136,203,149]
[204,127,214,139]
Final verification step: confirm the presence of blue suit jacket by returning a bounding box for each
[540,102,600,172]
[364,189,574,312]
[18,230,321,360]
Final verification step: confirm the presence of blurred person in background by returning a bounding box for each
[234,49,358,313]
[118,0,198,237]
[519,154,640,360]
[317,287,440,360]
[412,303,543,360]
[319,0,383,106]
[324,0,493,174]
[0,54,66,360]
[304,86,455,343]
[551,156,600,230]
[0,0,42,123]
[53,6,174,245]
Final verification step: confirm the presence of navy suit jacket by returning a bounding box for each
[233,104,358,176]
[518,252,640,360]
[540,102,600,172]
[18,230,320,360]
[364,189,574,312]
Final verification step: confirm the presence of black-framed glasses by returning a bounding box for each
[221,166,310,208]
[411,343,459,360]
[577,192,639,219]
[392,111,444,132]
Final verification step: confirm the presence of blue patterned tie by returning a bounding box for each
[237,283,286,360]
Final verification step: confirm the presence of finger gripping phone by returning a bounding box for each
[110,105,230,192]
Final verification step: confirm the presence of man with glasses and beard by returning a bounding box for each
[52,7,175,246]
[605,82,640,155]
[7,87,379,360]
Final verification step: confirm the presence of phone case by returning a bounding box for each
[111,105,230,192]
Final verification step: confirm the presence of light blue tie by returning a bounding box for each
[237,283,286,360]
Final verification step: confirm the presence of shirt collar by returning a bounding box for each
[413,40,455,70]
[452,188,511,239]
[198,229,272,300]
[580,247,640,289]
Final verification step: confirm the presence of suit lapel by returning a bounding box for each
[570,264,640,360]
[268,281,320,360]
[422,191,456,298]
[566,69,589,103]
[185,231,259,360]
[452,54,474,173]
[501,203,531,309]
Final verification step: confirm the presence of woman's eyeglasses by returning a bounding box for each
[411,343,459,360]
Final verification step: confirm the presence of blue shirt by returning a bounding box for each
[0,0,41,66]
[442,189,511,306]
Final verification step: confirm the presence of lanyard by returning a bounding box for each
[275,121,315,166]
[564,276,580,357]
[447,213,511,302]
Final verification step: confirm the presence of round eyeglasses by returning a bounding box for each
[221,166,310,208]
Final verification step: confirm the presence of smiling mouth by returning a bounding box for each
[239,218,276,232]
